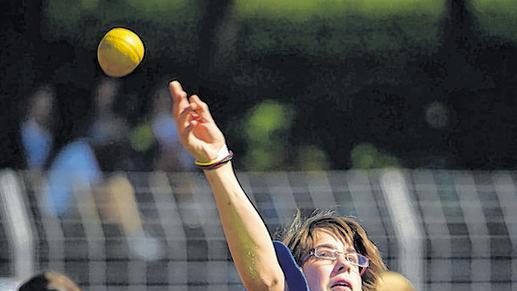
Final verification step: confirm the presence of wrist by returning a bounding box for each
[202,160,233,174]
[195,145,233,170]
[195,145,230,165]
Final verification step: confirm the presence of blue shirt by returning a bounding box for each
[44,140,102,216]
[21,119,52,169]
[243,241,309,291]
[273,241,310,291]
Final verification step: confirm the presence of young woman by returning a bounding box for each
[168,81,387,290]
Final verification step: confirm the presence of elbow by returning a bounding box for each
[244,274,284,291]
[263,275,284,291]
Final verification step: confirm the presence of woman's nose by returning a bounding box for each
[334,254,352,273]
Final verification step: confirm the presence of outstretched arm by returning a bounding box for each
[169,81,285,290]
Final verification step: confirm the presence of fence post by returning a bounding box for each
[0,170,34,280]
[380,169,424,291]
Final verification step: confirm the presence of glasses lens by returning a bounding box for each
[313,247,369,267]
[345,253,360,264]
[314,247,337,259]
[346,253,369,267]
[351,253,369,267]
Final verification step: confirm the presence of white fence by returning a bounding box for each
[0,169,515,290]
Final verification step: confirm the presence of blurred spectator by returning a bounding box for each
[41,79,162,261]
[88,77,135,172]
[20,85,55,170]
[130,86,194,171]
[43,138,163,261]
[97,174,163,260]
[18,271,80,291]
[88,77,129,146]
[44,139,102,216]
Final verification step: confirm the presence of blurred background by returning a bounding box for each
[0,0,516,290]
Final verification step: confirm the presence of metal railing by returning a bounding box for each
[0,169,515,290]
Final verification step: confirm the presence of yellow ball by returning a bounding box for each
[97,27,144,78]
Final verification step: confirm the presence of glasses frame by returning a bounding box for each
[302,246,369,276]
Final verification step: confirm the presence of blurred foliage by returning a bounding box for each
[297,145,330,171]
[41,0,447,64]
[350,143,399,169]
[4,0,517,170]
[130,124,154,152]
[237,0,445,59]
[43,0,198,62]
[472,0,517,39]
[245,101,291,142]
[236,0,444,19]
[243,100,293,171]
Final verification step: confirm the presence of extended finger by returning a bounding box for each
[177,106,195,131]
[189,95,214,122]
[169,81,189,119]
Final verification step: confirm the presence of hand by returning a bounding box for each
[168,81,226,163]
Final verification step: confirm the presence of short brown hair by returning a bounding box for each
[280,209,387,291]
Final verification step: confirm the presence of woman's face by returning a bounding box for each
[301,229,363,291]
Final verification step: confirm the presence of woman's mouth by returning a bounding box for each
[330,280,352,290]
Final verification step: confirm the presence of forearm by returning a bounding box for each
[167,80,283,289]
[204,162,284,290]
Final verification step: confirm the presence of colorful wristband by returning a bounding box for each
[194,145,233,169]
[195,150,233,170]
[194,145,229,166]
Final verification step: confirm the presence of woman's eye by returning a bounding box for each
[316,249,334,257]
[346,254,359,263]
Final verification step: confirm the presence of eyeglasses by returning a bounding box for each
[302,246,369,274]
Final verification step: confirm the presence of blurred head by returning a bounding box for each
[151,86,171,115]
[282,210,386,291]
[94,77,120,111]
[18,271,80,291]
[26,85,55,126]
[375,271,415,291]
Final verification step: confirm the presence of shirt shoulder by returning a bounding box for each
[273,240,310,291]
